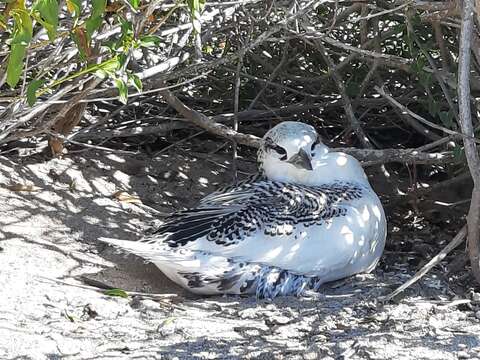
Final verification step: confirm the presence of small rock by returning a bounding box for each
[238,308,258,319]
[265,315,291,326]
[472,292,480,302]
[81,304,98,320]
[457,351,470,359]
[158,317,177,336]
[303,351,318,360]
[130,297,162,312]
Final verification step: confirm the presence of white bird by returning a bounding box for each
[101,121,386,298]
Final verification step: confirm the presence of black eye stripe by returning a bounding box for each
[266,143,287,155]
[311,138,320,150]
[273,145,287,155]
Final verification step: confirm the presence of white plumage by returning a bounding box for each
[101,121,386,298]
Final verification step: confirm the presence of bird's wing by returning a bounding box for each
[148,181,364,249]
[199,172,265,204]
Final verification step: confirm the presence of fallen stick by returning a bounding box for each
[37,275,181,301]
[382,225,467,301]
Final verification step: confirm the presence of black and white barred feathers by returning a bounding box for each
[100,121,387,298]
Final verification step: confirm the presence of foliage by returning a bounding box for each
[0,0,473,157]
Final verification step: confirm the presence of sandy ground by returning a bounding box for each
[1,150,480,360]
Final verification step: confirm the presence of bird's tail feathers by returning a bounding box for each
[98,237,189,263]
[98,237,324,298]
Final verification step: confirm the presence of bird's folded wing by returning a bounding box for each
[146,181,363,249]
[199,172,265,204]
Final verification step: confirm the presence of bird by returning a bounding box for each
[100,121,386,299]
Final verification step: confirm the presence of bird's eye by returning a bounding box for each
[311,138,320,151]
[267,143,287,160]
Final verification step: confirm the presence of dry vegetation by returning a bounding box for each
[2,0,480,333]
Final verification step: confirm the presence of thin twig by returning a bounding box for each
[37,276,181,303]
[312,39,373,148]
[382,225,467,301]
[157,81,262,148]
[406,16,459,123]
[375,85,480,143]
[232,54,244,184]
[350,1,412,23]
[46,130,139,155]
[248,41,290,110]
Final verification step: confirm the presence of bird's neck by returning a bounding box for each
[262,146,371,188]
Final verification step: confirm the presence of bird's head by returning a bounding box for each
[258,121,327,181]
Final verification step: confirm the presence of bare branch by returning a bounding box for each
[311,38,373,148]
[157,82,262,148]
[458,0,480,284]
[382,225,467,301]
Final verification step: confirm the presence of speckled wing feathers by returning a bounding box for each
[148,181,364,249]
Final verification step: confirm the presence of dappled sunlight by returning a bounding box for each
[264,246,283,261]
[0,149,477,360]
[0,149,256,294]
[372,204,383,220]
[362,206,370,222]
[336,154,348,166]
[340,225,355,245]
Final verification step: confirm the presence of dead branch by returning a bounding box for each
[344,147,452,166]
[71,123,189,141]
[375,85,480,143]
[312,38,373,149]
[383,225,468,301]
[156,84,451,165]
[458,0,480,284]
[157,82,262,148]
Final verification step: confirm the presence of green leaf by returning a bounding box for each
[203,44,213,54]
[128,0,140,9]
[186,0,204,32]
[26,79,44,106]
[32,0,58,41]
[85,0,106,38]
[66,0,81,18]
[99,57,120,72]
[0,14,7,29]
[85,16,103,38]
[138,35,161,48]
[129,73,142,92]
[91,0,106,17]
[115,78,128,104]
[427,98,439,117]
[453,145,464,161]
[104,288,129,298]
[117,53,128,68]
[6,9,33,88]
[438,111,454,129]
[119,16,133,36]
[94,69,108,79]
[93,58,119,79]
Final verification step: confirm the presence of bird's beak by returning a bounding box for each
[287,148,313,171]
